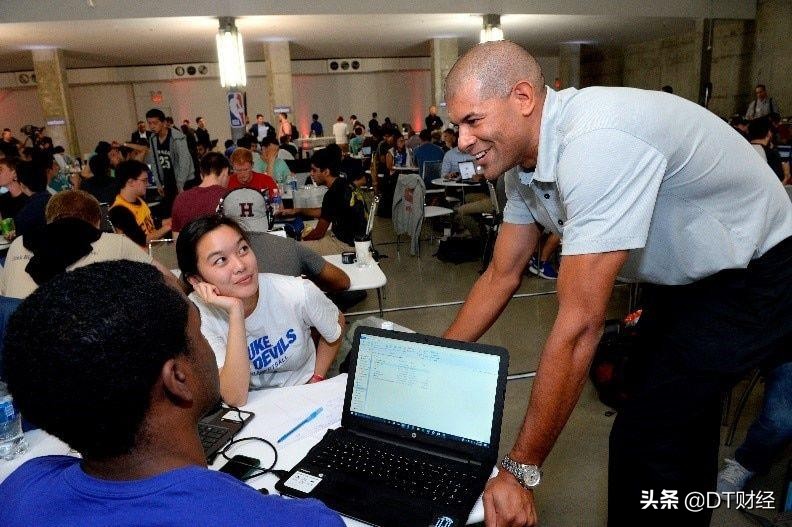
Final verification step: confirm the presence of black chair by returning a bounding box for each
[0,296,22,382]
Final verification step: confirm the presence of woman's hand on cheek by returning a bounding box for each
[193,281,243,314]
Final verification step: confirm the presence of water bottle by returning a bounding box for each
[271,188,283,215]
[288,173,298,192]
[0,381,28,460]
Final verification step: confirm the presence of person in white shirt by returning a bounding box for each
[176,215,344,406]
[332,116,349,153]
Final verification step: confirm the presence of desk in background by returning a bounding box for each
[323,254,386,316]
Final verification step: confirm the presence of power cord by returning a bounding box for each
[216,436,289,481]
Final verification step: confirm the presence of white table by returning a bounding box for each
[323,254,387,316]
[0,376,487,526]
[431,177,482,202]
[392,165,418,173]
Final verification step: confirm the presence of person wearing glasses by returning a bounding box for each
[108,160,171,247]
[227,147,278,195]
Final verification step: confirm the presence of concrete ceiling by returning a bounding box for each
[0,1,756,73]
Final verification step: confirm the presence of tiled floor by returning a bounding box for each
[340,218,789,527]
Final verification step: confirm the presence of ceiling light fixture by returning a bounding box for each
[480,14,504,43]
[216,17,246,88]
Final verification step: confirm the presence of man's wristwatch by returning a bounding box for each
[500,455,541,489]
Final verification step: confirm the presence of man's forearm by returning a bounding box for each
[443,268,521,342]
[509,319,603,465]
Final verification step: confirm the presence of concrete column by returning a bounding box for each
[263,41,294,126]
[558,43,581,89]
[430,38,458,124]
[31,48,79,155]
[752,0,792,114]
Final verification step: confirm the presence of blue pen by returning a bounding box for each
[277,407,323,443]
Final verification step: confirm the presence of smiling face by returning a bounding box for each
[193,225,259,301]
[231,161,253,184]
[448,81,542,180]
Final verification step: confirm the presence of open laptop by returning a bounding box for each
[458,160,476,181]
[198,404,254,463]
[276,327,509,527]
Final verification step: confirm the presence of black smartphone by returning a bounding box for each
[219,454,260,481]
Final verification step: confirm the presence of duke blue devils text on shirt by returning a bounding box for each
[248,329,298,372]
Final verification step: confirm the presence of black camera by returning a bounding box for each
[20,125,42,138]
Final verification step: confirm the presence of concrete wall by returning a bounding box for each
[752,0,791,116]
[579,1,788,119]
[708,20,755,118]
[0,69,432,155]
[622,28,702,102]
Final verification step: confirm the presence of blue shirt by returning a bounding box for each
[413,142,445,185]
[0,456,343,527]
[503,86,792,285]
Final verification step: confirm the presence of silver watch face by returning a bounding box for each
[522,466,541,487]
[502,456,541,488]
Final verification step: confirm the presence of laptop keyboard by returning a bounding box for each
[309,431,480,505]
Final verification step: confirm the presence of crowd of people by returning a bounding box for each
[0,53,789,526]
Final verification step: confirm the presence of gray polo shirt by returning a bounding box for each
[503,87,792,285]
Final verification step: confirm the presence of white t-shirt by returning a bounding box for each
[332,122,349,145]
[191,273,342,389]
[0,232,153,299]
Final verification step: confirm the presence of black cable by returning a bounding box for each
[215,436,286,482]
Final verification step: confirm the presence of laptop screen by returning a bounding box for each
[349,332,502,449]
[361,146,372,156]
[458,160,476,180]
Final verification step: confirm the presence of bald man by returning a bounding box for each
[443,41,792,527]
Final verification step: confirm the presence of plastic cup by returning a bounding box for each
[355,240,372,267]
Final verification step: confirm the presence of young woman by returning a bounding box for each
[176,215,344,406]
[385,136,415,176]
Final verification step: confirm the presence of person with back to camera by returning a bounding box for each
[176,215,345,406]
[0,260,343,527]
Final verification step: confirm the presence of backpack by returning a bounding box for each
[589,311,642,410]
[434,237,481,264]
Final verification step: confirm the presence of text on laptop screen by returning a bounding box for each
[350,333,500,447]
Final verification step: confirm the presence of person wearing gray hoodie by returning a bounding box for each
[145,108,194,218]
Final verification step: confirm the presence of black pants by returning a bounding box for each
[608,236,792,527]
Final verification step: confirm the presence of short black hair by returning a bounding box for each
[200,151,231,177]
[196,116,204,122]
[15,161,42,193]
[177,215,250,283]
[310,146,340,177]
[747,117,771,141]
[3,261,190,459]
[661,85,673,93]
[236,135,255,149]
[256,113,263,119]
[372,112,377,118]
[260,135,278,149]
[145,108,166,121]
[115,159,148,189]
[312,114,319,120]
[419,129,432,142]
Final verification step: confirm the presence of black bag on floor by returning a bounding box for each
[434,237,481,263]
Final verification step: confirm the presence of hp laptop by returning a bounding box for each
[276,327,509,527]
[198,404,254,463]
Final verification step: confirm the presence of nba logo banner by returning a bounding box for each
[228,91,245,127]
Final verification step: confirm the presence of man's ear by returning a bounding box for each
[512,81,538,117]
[186,274,201,287]
[161,357,194,404]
